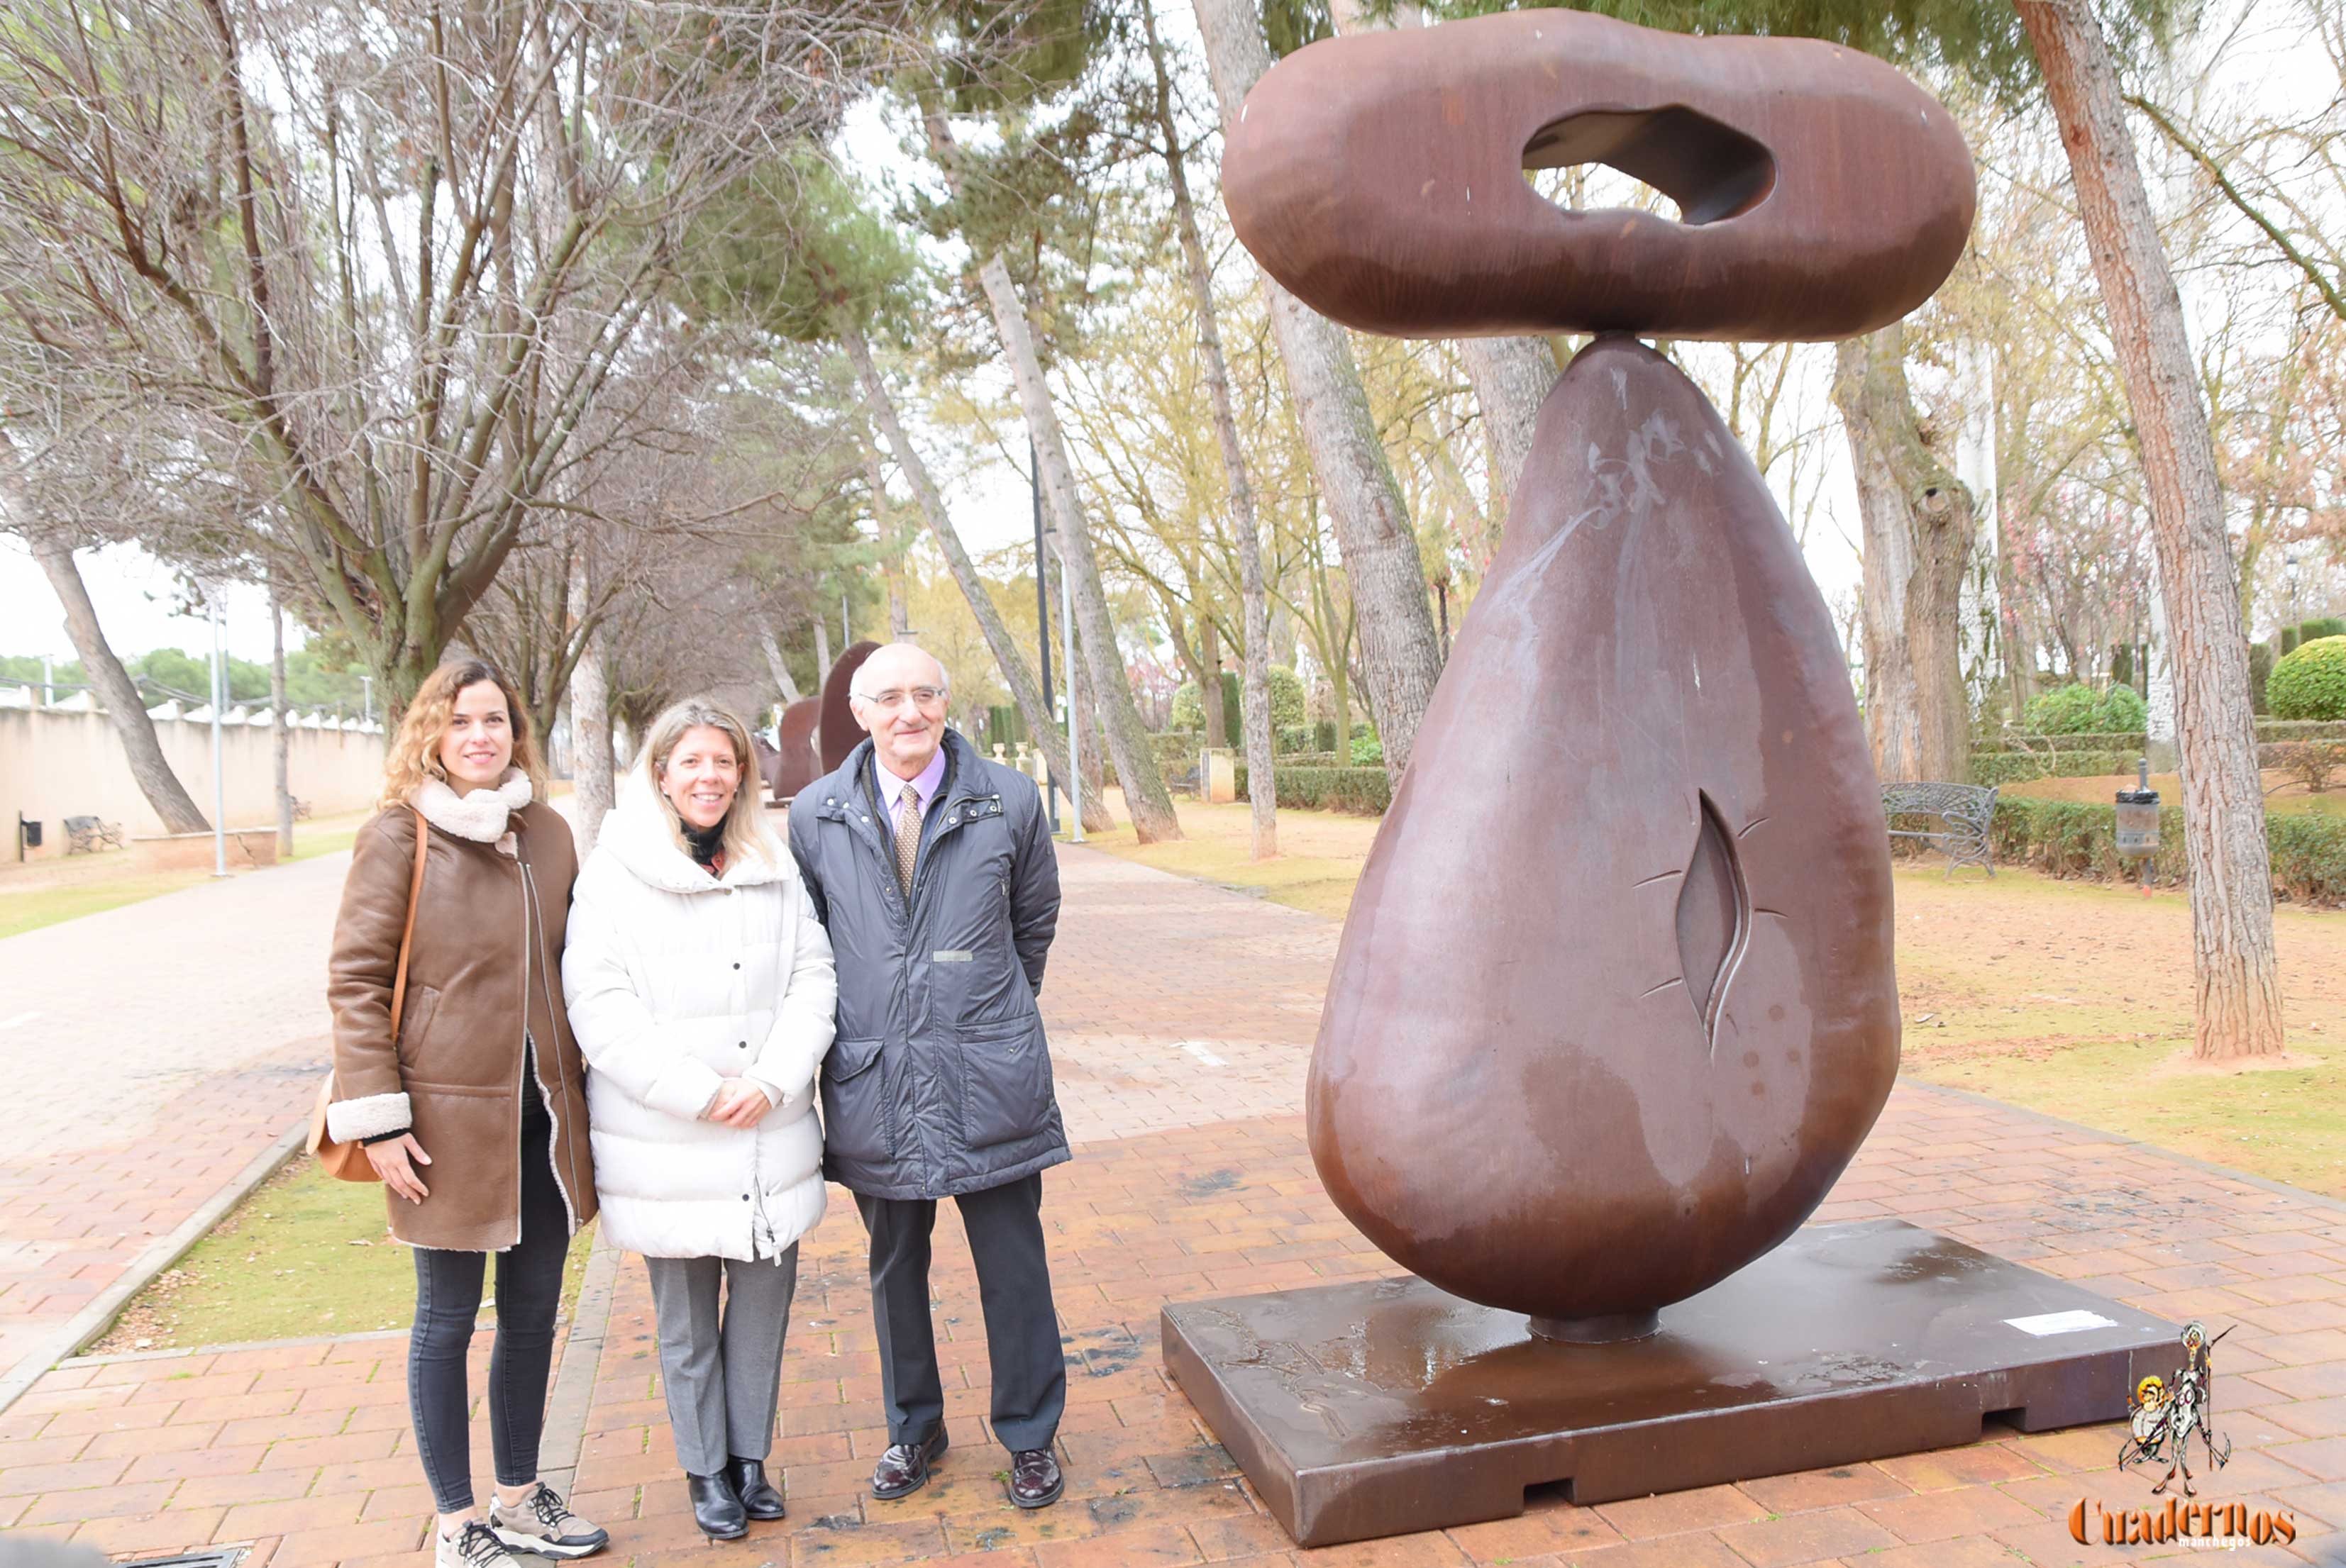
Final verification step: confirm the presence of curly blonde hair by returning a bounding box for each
[378,660,548,810]
[637,698,772,867]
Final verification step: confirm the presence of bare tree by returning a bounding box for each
[0,0,915,713]
[2016,0,2282,1060]
[1188,0,1446,780]
[924,109,1183,843]
[1834,323,1976,784]
[838,316,1114,832]
[1143,0,1276,856]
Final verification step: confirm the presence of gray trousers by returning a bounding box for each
[643,1246,799,1477]
[855,1172,1064,1453]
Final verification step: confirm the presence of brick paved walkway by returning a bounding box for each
[0,855,350,1382]
[5,846,2346,1566]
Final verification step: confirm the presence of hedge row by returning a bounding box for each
[1972,738,2346,786]
[1987,798,2346,905]
[1969,750,2138,786]
[1234,764,1393,816]
[1977,719,2346,755]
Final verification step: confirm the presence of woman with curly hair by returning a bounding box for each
[324,660,607,1567]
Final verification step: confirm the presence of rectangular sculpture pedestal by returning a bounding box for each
[1161,1218,2172,1547]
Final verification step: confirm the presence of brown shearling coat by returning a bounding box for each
[327,799,598,1250]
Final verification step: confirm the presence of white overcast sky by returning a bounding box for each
[1,1,2330,667]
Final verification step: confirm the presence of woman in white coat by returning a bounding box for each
[563,699,835,1542]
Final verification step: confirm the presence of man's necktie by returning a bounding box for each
[895,785,922,896]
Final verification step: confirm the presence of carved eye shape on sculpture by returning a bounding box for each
[1674,791,1753,1052]
[1521,107,1778,226]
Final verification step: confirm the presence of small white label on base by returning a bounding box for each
[2006,1309,2118,1337]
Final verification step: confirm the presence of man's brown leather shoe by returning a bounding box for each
[870,1426,948,1500]
[1009,1447,1064,1509]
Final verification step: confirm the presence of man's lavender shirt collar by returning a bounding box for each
[875,743,948,830]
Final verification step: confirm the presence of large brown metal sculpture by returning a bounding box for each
[1161,11,2175,1547]
[773,698,822,801]
[1231,5,1965,1340]
[818,641,880,771]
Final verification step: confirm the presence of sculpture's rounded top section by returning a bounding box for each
[1222,10,1976,342]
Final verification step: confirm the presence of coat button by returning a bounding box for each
[741,1194,750,1201]
[733,962,741,969]
[738,1041,748,1049]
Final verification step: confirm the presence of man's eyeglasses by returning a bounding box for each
[857,686,946,711]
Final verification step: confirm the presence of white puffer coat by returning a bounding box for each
[563,768,836,1261]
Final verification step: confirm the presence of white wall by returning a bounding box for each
[0,695,387,850]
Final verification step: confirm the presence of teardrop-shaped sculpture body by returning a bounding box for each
[1309,335,1898,1326]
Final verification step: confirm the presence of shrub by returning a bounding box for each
[2259,719,2346,743]
[2268,636,2346,721]
[1986,796,2346,905]
[2301,616,2346,643]
[1350,729,1384,767]
[1276,724,1314,755]
[2250,642,2274,715]
[1173,665,1307,737]
[2282,626,2302,656]
[1236,764,1392,816]
[2023,682,2147,735]
[2273,741,2345,794]
[1313,719,1337,752]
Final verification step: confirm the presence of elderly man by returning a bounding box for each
[786,643,1069,1510]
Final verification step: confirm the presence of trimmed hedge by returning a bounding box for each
[2023,682,2147,734]
[1234,764,1393,816]
[1971,750,2137,786]
[1988,797,2346,905]
[1976,719,2346,755]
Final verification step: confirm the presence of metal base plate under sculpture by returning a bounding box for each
[1161,1219,2171,1547]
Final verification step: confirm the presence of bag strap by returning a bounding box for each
[388,807,428,1040]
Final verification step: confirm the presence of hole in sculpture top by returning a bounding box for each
[1521,106,1777,226]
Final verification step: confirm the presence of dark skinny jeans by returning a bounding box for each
[407,1098,570,1513]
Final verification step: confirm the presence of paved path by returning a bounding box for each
[5,845,2346,1567]
[0,852,350,1376]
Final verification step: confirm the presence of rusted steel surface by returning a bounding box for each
[775,698,821,800]
[1222,9,1974,340]
[819,641,880,772]
[1161,1220,2169,1546]
[1309,337,1900,1330]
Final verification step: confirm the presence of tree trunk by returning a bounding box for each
[2018,0,2284,1061]
[1832,323,1974,784]
[568,568,616,850]
[760,623,802,704]
[270,583,293,856]
[1198,616,1227,750]
[1459,337,1558,538]
[868,443,912,639]
[838,313,1112,833]
[1147,0,1276,855]
[1190,0,1446,782]
[30,533,211,833]
[968,246,1183,842]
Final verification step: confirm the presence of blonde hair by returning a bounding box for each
[638,698,770,867]
[379,660,547,811]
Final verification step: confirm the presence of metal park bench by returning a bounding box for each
[1881,782,1997,877]
[62,814,126,855]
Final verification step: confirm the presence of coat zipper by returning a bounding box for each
[519,858,583,1237]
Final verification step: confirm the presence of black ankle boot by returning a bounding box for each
[687,1471,748,1540]
[727,1456,786,1520]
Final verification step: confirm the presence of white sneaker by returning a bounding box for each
[438,1520,527,1568]
[489,1482,611,1559]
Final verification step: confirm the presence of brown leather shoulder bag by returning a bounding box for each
[307,807,428,1182]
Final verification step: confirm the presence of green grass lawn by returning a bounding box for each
[0,808,375,940]
[1088,794,2346,1199]
[91,1156,596,1354]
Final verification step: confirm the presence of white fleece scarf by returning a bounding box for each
[416,767,534,843]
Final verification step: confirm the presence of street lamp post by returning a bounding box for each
[206,585,228,876]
